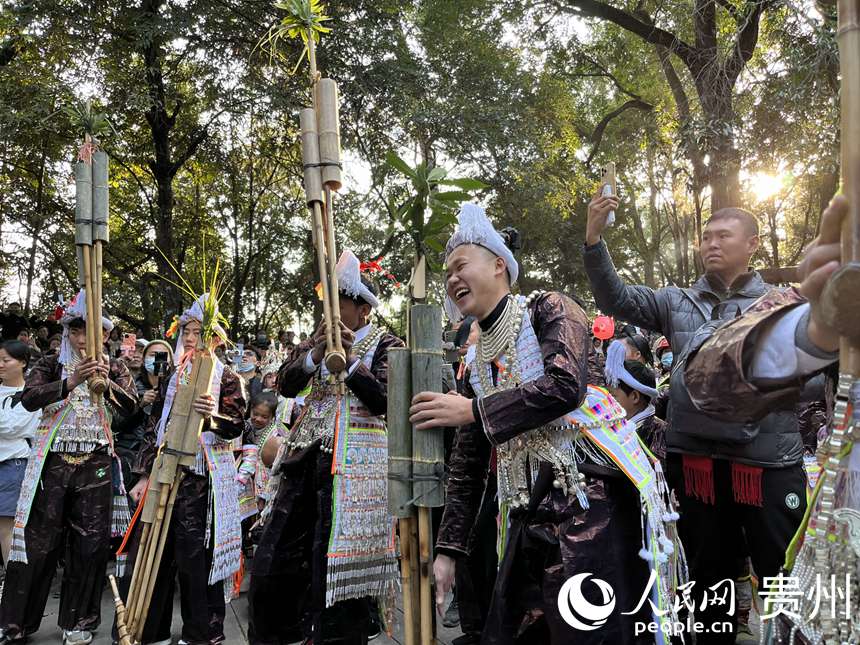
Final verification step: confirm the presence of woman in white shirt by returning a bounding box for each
[0,340,40,563]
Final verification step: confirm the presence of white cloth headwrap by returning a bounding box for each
[604,339,659,399]
[58,288,114,366]
[336,249,380,309]
[445,203,519,284]
[173,293,226,366]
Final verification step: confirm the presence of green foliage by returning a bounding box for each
[383,151,487,265]
[63,99,115,141]
[264,0,332,72]
[0,0,843,332]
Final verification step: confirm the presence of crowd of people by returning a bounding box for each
[0,189,847,645]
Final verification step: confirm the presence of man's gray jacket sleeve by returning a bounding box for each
[583,239,668,335]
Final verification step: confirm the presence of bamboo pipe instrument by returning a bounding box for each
[92,150,110,396]
[73,148,106,395]
[109,575,133,645]
[123,350,217,638]
[387,348,418,645]
[298,30,347,379]
[821,0,860,377]
[131,474,183,642]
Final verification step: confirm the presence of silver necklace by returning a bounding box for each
[478,296,520,365]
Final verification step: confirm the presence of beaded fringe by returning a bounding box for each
[325,553,400,608]
[111,493,131,538]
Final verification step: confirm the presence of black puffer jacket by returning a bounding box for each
[583,240,803,468]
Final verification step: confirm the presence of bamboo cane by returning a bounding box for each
[821,0,860,376]
[418,507,433,645]
[109,575,133,645]
[134,472,184,642]
[123,522,151,631]
[128,484,170,637]
[399,516,418,645]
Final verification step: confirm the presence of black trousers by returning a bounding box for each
[455,476,498,638]
[248,442,374,645]
[0,451,113,636]
[665,455,807,644]
[115,471,225,645]
[484,466,652,645]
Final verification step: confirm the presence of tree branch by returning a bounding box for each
[552,0,699,72]
[715,0,742,22]
[726,0,769,82]
[585,99,654,166]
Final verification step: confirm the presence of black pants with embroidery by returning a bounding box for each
[114,470,225,645]
[248,442,374,645]
[666,454,807,644]
[0,451,113,637]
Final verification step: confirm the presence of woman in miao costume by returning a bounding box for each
[119,293,246,645]
[0,289,137,645]
[409,204,686,645]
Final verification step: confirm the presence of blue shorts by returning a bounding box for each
[0,458,27,517]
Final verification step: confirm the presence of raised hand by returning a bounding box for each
[586,188,620,246]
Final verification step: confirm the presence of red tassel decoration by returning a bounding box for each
[682,455,715,505]
[731,462,763,507]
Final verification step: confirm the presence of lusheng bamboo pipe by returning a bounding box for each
[819,0,860,377]
[399,517,419,645]
[124,350,217,638]
[387,348,418,645]
[109,575,133,645]
[299,28,347,380]
[418,508,433,645]
[133,473,183,642]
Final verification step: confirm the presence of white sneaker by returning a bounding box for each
[63,630,93,645]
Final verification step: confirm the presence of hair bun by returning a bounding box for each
[499,227,523,254]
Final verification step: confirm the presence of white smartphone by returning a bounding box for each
[599,162,617,226]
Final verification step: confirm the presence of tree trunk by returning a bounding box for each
[139,0,207,315]
[24,141,47,315]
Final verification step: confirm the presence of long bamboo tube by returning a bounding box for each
[411,305,444,508]
[134,472,183,642]
[388,348,418,644]
[128,484,170,636]
[312,200,345,374]
[109,575,133,645]
[124,522,151,629]
[387,348,413,517]
[418,507,433,645]
[81,246,106,394]
[821,0,860,375]
[322,189,346,374]
[399,516,418,645]
[409,515,420,630]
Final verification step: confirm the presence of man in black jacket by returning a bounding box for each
[584,193,807,643]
